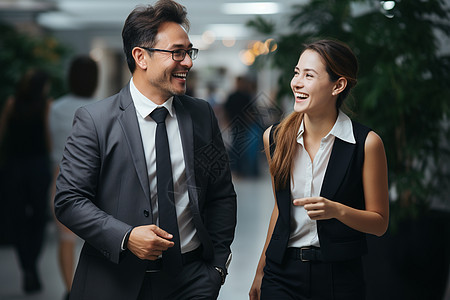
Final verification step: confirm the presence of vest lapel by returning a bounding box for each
[320,138,356,200]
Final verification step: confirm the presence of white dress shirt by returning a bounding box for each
[288,110,356,248]
[130,79,200,253]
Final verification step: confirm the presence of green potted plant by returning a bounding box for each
[0,23,69,106]
[0,22,69,244]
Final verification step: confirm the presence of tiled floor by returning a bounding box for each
[1,173,449,300]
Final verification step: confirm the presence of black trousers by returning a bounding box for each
[137,259,222,300]
[261,252,365,300]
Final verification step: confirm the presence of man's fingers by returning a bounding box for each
[148,254,161,261]
[148,225,175,249]
[127,225,175,260]
[151,235,174,250]
[151,225,174,240]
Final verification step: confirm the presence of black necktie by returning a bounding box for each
[150,107,182,271]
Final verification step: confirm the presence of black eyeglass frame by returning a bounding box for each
[141,47,199,61]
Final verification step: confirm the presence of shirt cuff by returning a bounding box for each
[121,228,133,251]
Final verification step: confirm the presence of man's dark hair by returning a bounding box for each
[69,56,99,98]
[122,0,190,73]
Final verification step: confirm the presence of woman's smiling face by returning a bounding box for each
[291,49,337,115]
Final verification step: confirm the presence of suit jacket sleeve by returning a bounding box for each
[54,106,132,264]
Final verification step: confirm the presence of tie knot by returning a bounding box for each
[150,107,169,124]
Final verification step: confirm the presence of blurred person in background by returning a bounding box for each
[49,55,99,300]
[206,82,219,110]
[0,69,52,294]
[249,39,389,300]
[224,76,260,178]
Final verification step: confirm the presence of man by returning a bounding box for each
[54,1,237,299]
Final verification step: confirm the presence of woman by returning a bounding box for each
[0,69,52,294]
[49,56,98,300]
[249,39,389,299]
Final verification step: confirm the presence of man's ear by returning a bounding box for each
[132,47,148,70]
[332,77,347,96]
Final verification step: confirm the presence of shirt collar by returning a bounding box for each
[329,110,355,144]
[296,110,355,145]
[129,78,174,119]
[297,119,306,146]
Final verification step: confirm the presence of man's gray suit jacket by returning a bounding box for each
[54,84,237,299]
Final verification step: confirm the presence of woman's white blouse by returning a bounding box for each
[288,111,356,248]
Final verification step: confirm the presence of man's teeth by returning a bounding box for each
[295,92,308,99]
[173,73,187,79]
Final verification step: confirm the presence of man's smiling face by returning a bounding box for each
[144,21,194,101]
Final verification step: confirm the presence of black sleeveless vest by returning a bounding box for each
[266,121,371,263]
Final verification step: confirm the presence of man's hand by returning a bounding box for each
[127,225,174,260]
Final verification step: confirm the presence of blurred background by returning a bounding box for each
[1,0,450,299]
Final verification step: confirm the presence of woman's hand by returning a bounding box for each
[293,197,342,220]
[249,271,264,300]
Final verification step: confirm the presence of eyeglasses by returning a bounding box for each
[141,47,199,61]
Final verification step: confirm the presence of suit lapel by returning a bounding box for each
[173,96,198,204]
[173,96,213,256]
[117,85,151,204]
[320,137,356,199]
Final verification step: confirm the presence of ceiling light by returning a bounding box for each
[58,1,132,13]
[381,1,395,11]
[207,24,252,38]
[37,12,82,30]
[222,37,236,48]
[222,2,280,15]
[239,49,255,66]
[0,1,54,11]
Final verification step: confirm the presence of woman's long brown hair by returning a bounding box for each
[269,39,358,190]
